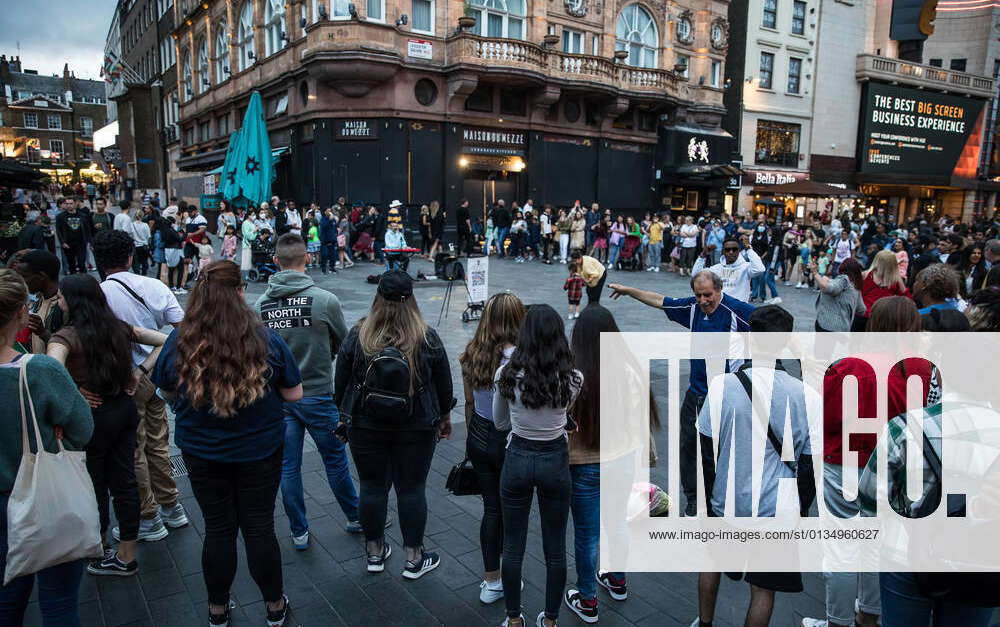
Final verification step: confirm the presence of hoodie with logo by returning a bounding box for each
[254,271,348,398]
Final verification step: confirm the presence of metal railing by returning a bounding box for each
[856,53,995,98]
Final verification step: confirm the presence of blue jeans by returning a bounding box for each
[0,494,85,626]
[752,271,779,300]
[496,227,510,257]
[570,464,624,600]
[281,397,360,535]
[608,243,622,266]
[880,572,993,627]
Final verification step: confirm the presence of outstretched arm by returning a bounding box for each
[608,283,666,309]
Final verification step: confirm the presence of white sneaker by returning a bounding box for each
[292,531,309,551]
[769,296,782,304]
[536,611,555,627]
[654,267,660,272]
[502,615,526,627]
[159,503,189,528]
[796,282,805,289]
[784,281,792,286]
[801,619,828,627]
[480,579,504,604]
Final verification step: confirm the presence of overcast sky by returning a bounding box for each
[0,0,118,81]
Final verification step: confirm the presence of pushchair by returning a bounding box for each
[247,234,278,282]
[616,234,643,271]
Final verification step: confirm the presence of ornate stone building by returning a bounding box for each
[173,0,733,213]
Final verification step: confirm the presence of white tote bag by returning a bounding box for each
[4,355,103,585]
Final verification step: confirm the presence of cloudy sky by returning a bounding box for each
[0,0,118,81]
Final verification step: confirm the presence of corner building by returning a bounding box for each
[173,0,732,215]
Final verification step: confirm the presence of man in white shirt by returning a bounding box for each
[162,197,179,222]
[92,229,189,542]
[114,201,134,233]
[539,206,554,264]
[285,202,303,236]
[691,235,765,303]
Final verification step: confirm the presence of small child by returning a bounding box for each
[816,250,830,281]
[197,241,214,272]
[221,225,238,261]
[307,221,321,268]
[564,263,585,320]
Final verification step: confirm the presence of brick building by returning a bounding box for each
[0,56,109,184]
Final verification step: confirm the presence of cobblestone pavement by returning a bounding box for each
[23,254,995,626]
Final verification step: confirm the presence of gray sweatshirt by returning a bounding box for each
[254,271,348,397]
[492,365,582,441]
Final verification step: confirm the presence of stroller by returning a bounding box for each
[247,232,278,282]
[616,234,643,271]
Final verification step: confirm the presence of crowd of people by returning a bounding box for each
[1,186,1000,627]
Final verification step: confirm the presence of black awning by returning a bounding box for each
[0,159,48,188]
[676,163,744,178]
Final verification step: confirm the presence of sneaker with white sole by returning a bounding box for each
[160,503,189,528]
[292,531,309,550]
[208,600,236,627]
[502,615,526,626]
[480,579,504,604]
[87,550,138,577]
[402,551,440,580]
[689,618,701,627]
[266,595,290,627]
[113,514,168,542]
[597,571,627,601]
[367,544,391,573]
[800,619,828,627]
[536,610,556,626]
[564,589,598,624]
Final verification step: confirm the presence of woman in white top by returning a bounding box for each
[678,216,700,277]
[130,211,152,276]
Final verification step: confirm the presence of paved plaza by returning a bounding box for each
[18,256,984,626]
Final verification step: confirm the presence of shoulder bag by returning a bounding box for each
[446,456,481,496]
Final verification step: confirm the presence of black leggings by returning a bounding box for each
[86,395,140,542]
[501,434,571,621]
[585,268,607,305]
[132,246,149,276]
[167,263,183,288]
[466,414,506,572]
[184,449,284,606]
[349,427,436,548]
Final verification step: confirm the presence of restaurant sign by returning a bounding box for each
[747,169,808,186]
[462,126,526,156]
[336,119,378,140]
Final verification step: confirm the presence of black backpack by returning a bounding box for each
[360,346,414,424]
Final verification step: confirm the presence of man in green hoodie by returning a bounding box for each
[255,233,362,550]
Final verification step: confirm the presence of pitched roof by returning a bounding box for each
[5,71,105,102]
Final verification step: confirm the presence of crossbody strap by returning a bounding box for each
[108,277,152,315]
[733,367,796,474]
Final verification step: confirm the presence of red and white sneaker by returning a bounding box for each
[564,589,598,624]
[597,571,628,601]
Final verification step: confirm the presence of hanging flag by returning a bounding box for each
[229,91,272,207]
[216,128,244,202]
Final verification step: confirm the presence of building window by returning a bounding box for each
[81,146,93,160]
[499,89,527,116]
[710,59,721,87]
[23,113,38,129]
[676,15,693,43]
[199,121,211,142]
[563,28,584,54]
[218,114,230,136]
[216,21,230,81]
[27,139,40,162]
[367,0,384,20]
[676,53,690,78]
[80,117,93,137]
[197,38,210,93]
[414,78,438,106]
[47,115,62,130]
[615,4,658,69]
[469,0,526,39]
[792,0,806,35]
[238,1,256,71]
[929,58,943,68]
[184,126,194,146]
[591,35,600,55]
[49,139,64,158]
[755,120,800,167]
[951,58,967,72]
[762,0,777,29]
[411,0,433,33]
[265,0,286,56]
[759,51,774,89]
[182,51,193,101]
[464,84,494,112]
[788,57,802,93]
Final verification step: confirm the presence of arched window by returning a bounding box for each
[181,51,193,101]
[616,4,658,68]
[196,38,209,93]
[237,1,255,72]
[215,21,230,82]
[468,0,525,39]
[265,0,286,56]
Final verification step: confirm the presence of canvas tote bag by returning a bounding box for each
[4,355,103,585]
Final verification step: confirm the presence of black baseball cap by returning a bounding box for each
[378,270,413,302]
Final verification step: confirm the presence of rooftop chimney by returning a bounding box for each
[10,56,21,73]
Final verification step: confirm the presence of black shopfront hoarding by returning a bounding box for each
[858,82,986,182]
[656,126,737,214]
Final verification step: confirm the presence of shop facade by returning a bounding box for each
[654,126,738,217]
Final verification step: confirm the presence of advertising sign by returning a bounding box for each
[462,126,526,156]
[336,119,378,140]
[466,256,489,303]
[858,82,986,178]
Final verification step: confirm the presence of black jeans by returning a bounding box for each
[349,427,436,548]
[64,242,87,274]
[680,388,706,506]
[458,228,473,256]
[585,268,607,305]
[466,414,507,572]
[85,395,140,542]
[184,449,284,606]
[541,234,553,261]
[501,434,571,621]
[131,246,149,276]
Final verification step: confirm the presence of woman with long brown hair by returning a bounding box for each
[458,292,526,604]
[334,271,454,579]
[151,260,302,627]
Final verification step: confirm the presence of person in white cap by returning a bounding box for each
[385,201,409,272]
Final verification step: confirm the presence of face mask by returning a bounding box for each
[757,226,766,233]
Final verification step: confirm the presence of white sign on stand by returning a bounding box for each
[466,256,489,303]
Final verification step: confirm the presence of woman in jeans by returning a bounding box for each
[152,260,302,627]
[46,274,165,577]
[0,270,94,626]
[334,271,454,579]
[493,304,582,627]
[458,292,525,604]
